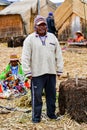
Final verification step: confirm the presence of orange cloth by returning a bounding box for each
[24,81,30,89]
[75,36,84,42]
[0,84,3,93]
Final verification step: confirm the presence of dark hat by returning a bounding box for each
[34,15,47,26]
[48,12,53,16]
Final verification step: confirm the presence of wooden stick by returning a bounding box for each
[67,72,70,79]
[75,74,78,87]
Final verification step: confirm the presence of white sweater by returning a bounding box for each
[21,32,63,77]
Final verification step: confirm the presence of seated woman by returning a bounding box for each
[74,31,85,42]
[0,54,29,94]
[67,31,86,45]
[0,54,24,80]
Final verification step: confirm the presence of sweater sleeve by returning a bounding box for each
[21,36,32,77]
[55,37,64,75]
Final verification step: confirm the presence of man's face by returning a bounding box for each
[36,23,47,36]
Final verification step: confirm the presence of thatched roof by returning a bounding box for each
[54,0,87,29]
[40,0,55,16]
[0,0,38,34]
[40,0,56,17]
[0,0,37,15]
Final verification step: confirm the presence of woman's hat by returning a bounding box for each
[10,54,19,61]
[76,31,83,36]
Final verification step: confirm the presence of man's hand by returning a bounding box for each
[57,74,61,77]
[27,76,32,80]
[57,74,62,80]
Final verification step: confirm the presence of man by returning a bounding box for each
[22,15,63,123]
[46,12,57,35]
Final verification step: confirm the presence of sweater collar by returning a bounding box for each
[35,33,47,38]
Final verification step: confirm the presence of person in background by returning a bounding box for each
[0,54,24,80]
[22,15,63,123]
[46,12,57,35]
[0,54,28,95]
[73,31,85,42]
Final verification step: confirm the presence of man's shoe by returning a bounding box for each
[32,119,40,123]
[47,115,61,120]
[55,116,62,121]
[47,115,57,119]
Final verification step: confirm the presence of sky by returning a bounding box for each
[50,0,64,3]
[7,0,87,3]
[7,0,64,2]
[50,0,87,3]
[7,0,21,1]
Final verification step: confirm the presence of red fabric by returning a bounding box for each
[75,36,84,42]
[24,81,30,89]
[0,84,3,93]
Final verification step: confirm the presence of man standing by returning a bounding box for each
[46,12,57,35]
[22,15,63,123]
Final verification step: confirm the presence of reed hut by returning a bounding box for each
[40,0,56,17]
[54,0,87,41]
[0,0,38,39]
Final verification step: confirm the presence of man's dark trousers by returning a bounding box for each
[31,74,56,122]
